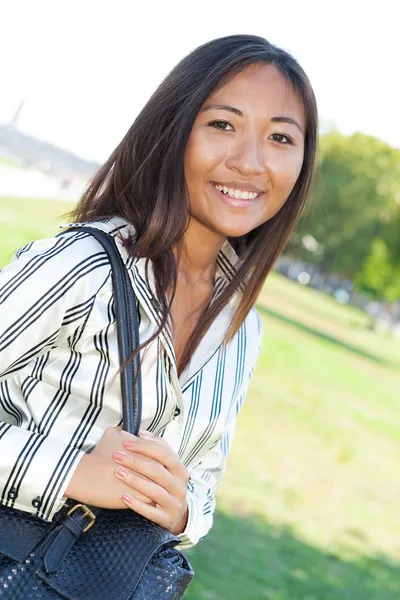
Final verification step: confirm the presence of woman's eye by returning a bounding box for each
[270,133,293,145]
[209,120,234,131]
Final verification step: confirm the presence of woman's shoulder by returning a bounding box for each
[59,216,132,248]
[59,216,138,265]
[17,217,132,268]
[3,217,133,302]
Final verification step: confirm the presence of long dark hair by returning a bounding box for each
[71,34,318,375]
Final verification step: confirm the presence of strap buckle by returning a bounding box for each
[67,503,96,533]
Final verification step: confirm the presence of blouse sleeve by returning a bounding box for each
[0,230,111,520]
[176,311,263,549]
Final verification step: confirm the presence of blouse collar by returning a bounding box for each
[62,216,241,287]
[61,217,242,384]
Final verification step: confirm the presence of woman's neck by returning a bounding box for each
[175,218,225,285]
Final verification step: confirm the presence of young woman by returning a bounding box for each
[0,34,317,554]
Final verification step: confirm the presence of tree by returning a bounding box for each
[354,238,400,302]
[293,132,400,288]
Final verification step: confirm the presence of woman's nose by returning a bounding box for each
[225,137,266,176]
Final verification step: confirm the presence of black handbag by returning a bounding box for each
[0,227,194,599]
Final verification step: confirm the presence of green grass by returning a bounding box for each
[2,197,400,599]
[0,196,72,266]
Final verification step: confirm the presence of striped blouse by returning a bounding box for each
[0,217,262,549]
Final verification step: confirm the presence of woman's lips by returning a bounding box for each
[209,182,261,208]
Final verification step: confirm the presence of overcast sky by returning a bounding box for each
[1,0,399,162]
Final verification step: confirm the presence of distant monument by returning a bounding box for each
[9,96,27,129]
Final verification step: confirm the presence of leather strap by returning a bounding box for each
[68,226,142,435]
[43,226,144,571]
[43,508,93,574]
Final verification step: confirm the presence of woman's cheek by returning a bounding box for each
[197,135,229,167]
[273,153,304,194]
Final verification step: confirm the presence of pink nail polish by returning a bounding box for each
[139,428,153,436]
[115,467,128,478]
[123,440,134,449]
[122,493,133,505]
[113,451,127,463]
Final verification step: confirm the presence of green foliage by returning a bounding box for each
[355,238,400,301]
[295,132,400,301]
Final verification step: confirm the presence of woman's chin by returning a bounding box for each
[212,220,258,239]
[191,211,263,239]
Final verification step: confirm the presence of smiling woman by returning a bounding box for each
[185,63,306,238]
[0,35,317,599]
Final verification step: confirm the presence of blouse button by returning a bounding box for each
[173,406,181,417]
[32,497,42,509]
[7,488,17,500]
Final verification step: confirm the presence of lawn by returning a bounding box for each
[1,197,399,599]
[0,196,72,266]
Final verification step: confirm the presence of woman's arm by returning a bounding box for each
[0,231,111,520]
[109,310,263,549]
[0,232,110,380]
[175,408,240,549]
[177,313,263,549]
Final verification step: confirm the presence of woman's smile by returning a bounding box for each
[184,63,306,239]
[209,181,264,208]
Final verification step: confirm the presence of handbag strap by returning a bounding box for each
[68,226,142,436]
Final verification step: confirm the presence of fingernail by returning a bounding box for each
[122,493,133,505]
[113,451,127,463]
[123,440,135,449]
[139,428,152,436]
[115,467,128,479]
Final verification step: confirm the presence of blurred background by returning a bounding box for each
[1,1,399,598]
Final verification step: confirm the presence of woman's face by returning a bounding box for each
[184,63,306,239]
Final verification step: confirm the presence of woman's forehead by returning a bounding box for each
[204,64,306,130]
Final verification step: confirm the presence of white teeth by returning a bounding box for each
[213,183,259,200]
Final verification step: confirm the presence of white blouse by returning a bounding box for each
[0,217,262,549]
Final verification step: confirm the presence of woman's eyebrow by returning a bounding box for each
[271,115,303,133]
[200,104,243,117]
[201,104,303,133]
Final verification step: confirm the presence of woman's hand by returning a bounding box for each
[65,427,155,509]
[113,431,190,535]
